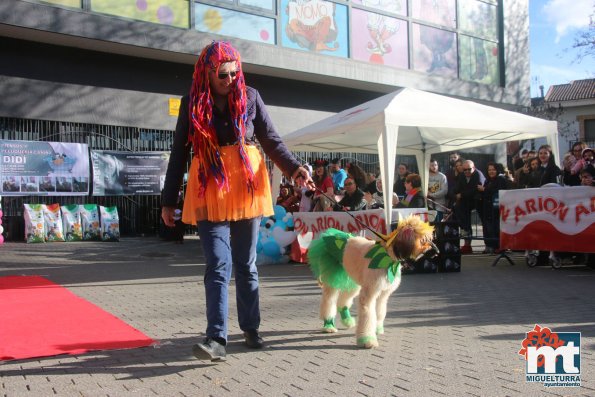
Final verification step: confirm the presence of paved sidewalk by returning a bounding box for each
[0,237,594,397]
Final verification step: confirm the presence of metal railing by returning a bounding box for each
[0,117,174,241]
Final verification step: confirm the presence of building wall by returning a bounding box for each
[0,0,531,133]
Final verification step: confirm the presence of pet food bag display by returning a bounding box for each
[61,204,83,242]
[42,203,65,242]
[80,204,101,241]
[99,205,120,242]
[24,204,45,243]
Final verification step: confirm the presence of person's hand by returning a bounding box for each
[292,166,313,188]
[364,192,373,203]
[161,206,176,227]
[477,185,484,191]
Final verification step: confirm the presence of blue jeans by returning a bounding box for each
[197,217,261,342]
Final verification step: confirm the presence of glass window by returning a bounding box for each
[351,0,406,17]
[239,0,275,12]
[458,0,498,40]
[91,0,190,28]
[585,119,595,142]
[412,23,457,77]
[351,8,408,68]
[195,3,275,44]
[39,0,81,7]
[410,0,456,28]
[459,35,499,85]
[281,0,348,58]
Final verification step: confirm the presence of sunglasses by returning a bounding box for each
[463,168,472,171]
[216,71,238,80]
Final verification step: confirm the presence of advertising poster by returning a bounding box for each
[0,140,90,196]
[91,150,170,196]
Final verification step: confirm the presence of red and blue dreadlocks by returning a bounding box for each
[188,41,255,197]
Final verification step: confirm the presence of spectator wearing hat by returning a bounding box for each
[571,147,594,176]
[330,158,348,193]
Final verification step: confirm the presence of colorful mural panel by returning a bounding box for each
[351,8,407,68]
[281,0,348,58]
[459,35,499,85]
[90,0,189,28]
[239,0,275,11]
[412,23,457,78]
[195,4,275,44]
[351,0,406,17]
[411,0,456,28]
[459,0,498,40]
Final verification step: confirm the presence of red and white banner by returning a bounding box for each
[500,186,595,253]
[293,208,428,251]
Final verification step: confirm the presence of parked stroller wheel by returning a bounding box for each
[550,256,562,269]
[526,254,538,267]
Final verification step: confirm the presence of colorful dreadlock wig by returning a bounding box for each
[188,40,254,196]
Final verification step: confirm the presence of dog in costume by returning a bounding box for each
[308,216,437,348]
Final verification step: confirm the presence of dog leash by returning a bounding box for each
[307,184,388,242]
[425,197,454,222]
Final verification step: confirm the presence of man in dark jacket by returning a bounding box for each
[454,160,485,254]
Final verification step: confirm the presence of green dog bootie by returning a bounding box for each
[322,317,338,333]
[339,306,356,328]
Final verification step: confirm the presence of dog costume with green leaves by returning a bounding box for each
[308,228,401,331]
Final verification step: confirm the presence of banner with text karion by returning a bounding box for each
[293,208,429,250]
[91,151,170,196]
[499,187,595,253]
[0,139,89,196]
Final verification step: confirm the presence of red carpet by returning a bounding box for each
[0,275,155,361]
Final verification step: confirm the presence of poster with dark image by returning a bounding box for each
[91,151,170,196]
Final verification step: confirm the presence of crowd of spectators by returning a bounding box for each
[274,145,594,254]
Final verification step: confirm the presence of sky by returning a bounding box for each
[529,0,594,98]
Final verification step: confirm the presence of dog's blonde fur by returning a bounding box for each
[314,216,434,348]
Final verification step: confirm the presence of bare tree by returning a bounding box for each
[571,5,595,63]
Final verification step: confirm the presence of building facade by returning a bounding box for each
[544,79,595,151]
[0,0,531,239]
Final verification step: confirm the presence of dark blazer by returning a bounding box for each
[162,87,300,207]
[455,169,486,202]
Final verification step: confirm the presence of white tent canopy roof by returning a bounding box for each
[279,87,559,226]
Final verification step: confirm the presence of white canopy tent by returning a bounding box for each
[278,87,559,226]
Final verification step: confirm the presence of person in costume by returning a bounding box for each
[161,41,312,362]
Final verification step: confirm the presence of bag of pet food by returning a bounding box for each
[61,204,83,242]
[23,203,45,243]
[99,205,120,242]
[80,204,101,241]
[42,203,65,242]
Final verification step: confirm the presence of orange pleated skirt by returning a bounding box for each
[182,145,273,224]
